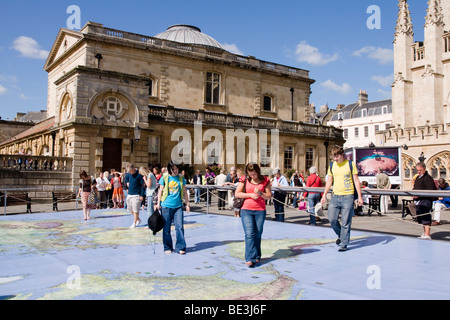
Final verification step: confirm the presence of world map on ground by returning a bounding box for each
[1,209,450,300]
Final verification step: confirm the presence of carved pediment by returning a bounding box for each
[44,28,83,71]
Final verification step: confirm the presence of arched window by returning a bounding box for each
[263,96,273,112]
[429,152,450,180]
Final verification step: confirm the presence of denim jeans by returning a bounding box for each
[161,206,186,252]
[240,209,266,263]
[147,195,154,217]
[123,190,128,209]
[194,188,201,203]
[307,193,321,226]
[327,194,354,248]
[273,192,286,222]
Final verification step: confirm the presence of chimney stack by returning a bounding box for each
[358,90,368,106]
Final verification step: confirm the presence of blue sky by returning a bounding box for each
[0,0,428,120]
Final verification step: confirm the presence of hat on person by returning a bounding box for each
[309,166,317,174]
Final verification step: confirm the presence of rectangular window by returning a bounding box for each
[147,79,153,96]
[364,126,369,137]
[344,129,348,140]
[206,72,220,104]
[284,146,293,170]
[354,127,359,138]
[375,125,380,133]
[148,136,160,165]
[260,144,271,167]
[305,147,314,171]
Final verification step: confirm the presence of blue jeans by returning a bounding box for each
[240,209,266,263]
[307,193,321,226]
[147,195,154,217]
[328,195,354,248]
[194,188,201,203]
[161,206,186,253]
[123,190,128,209]
[273,192,286,222]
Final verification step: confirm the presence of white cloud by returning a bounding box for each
[222,43,244,56]
[0,74,18,83]
[20,93,31,100]
[353,46,393,65]
[294,41,339,66]
[320,80,352,95]
[0,85,7,96]
[12,36,49,60]
[372,73,394,87]
[377,88,392,99]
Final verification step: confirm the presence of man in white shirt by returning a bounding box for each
[216,169,228,210]
[272,168,289,222]
[96,172,107,209]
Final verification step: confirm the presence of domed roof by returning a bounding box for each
[154,25,225,50]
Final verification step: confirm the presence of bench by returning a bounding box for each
[368,196,380,216]
[52,191,77,211]
[402,199,414,219]
[0,192,31,213]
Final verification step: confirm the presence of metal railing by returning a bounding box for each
[185,185,450,214]
[2,184,450,216]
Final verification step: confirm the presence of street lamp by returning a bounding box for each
[418,152,426,163]
[337,115,343,129]
[134,125,141,143]
[131,125,141,154]
[95,53,103,68]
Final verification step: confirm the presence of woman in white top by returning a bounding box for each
[141,167,157,217]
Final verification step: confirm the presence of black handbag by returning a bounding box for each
[233,177,247,209]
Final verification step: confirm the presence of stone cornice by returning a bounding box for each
[54,66,151,86]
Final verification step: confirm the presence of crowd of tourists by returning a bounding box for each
[77,145,448,266]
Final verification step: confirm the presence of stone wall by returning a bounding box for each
[0,170,74,202]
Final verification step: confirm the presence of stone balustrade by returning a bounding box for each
[0,154,73,172]
[86,24,310,79]
[148,105,342,139]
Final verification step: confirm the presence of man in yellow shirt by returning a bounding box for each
[321,145,363,251]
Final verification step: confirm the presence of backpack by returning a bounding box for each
[148,209,165,236]
[330,160,358,200]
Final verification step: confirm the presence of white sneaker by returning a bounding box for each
[135,219,141,227]
[129,223,136,228]
[418,234,431,240]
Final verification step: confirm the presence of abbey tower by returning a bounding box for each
[387,0,450,184]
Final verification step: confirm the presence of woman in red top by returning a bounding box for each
[302,166,323,226]
[235,163,272,267]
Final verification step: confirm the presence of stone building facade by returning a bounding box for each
[0,22,343,184]
[382,0,450,187]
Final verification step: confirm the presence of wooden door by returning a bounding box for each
[103,138,122,172]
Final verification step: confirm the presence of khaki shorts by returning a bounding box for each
[127,195,141,213]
